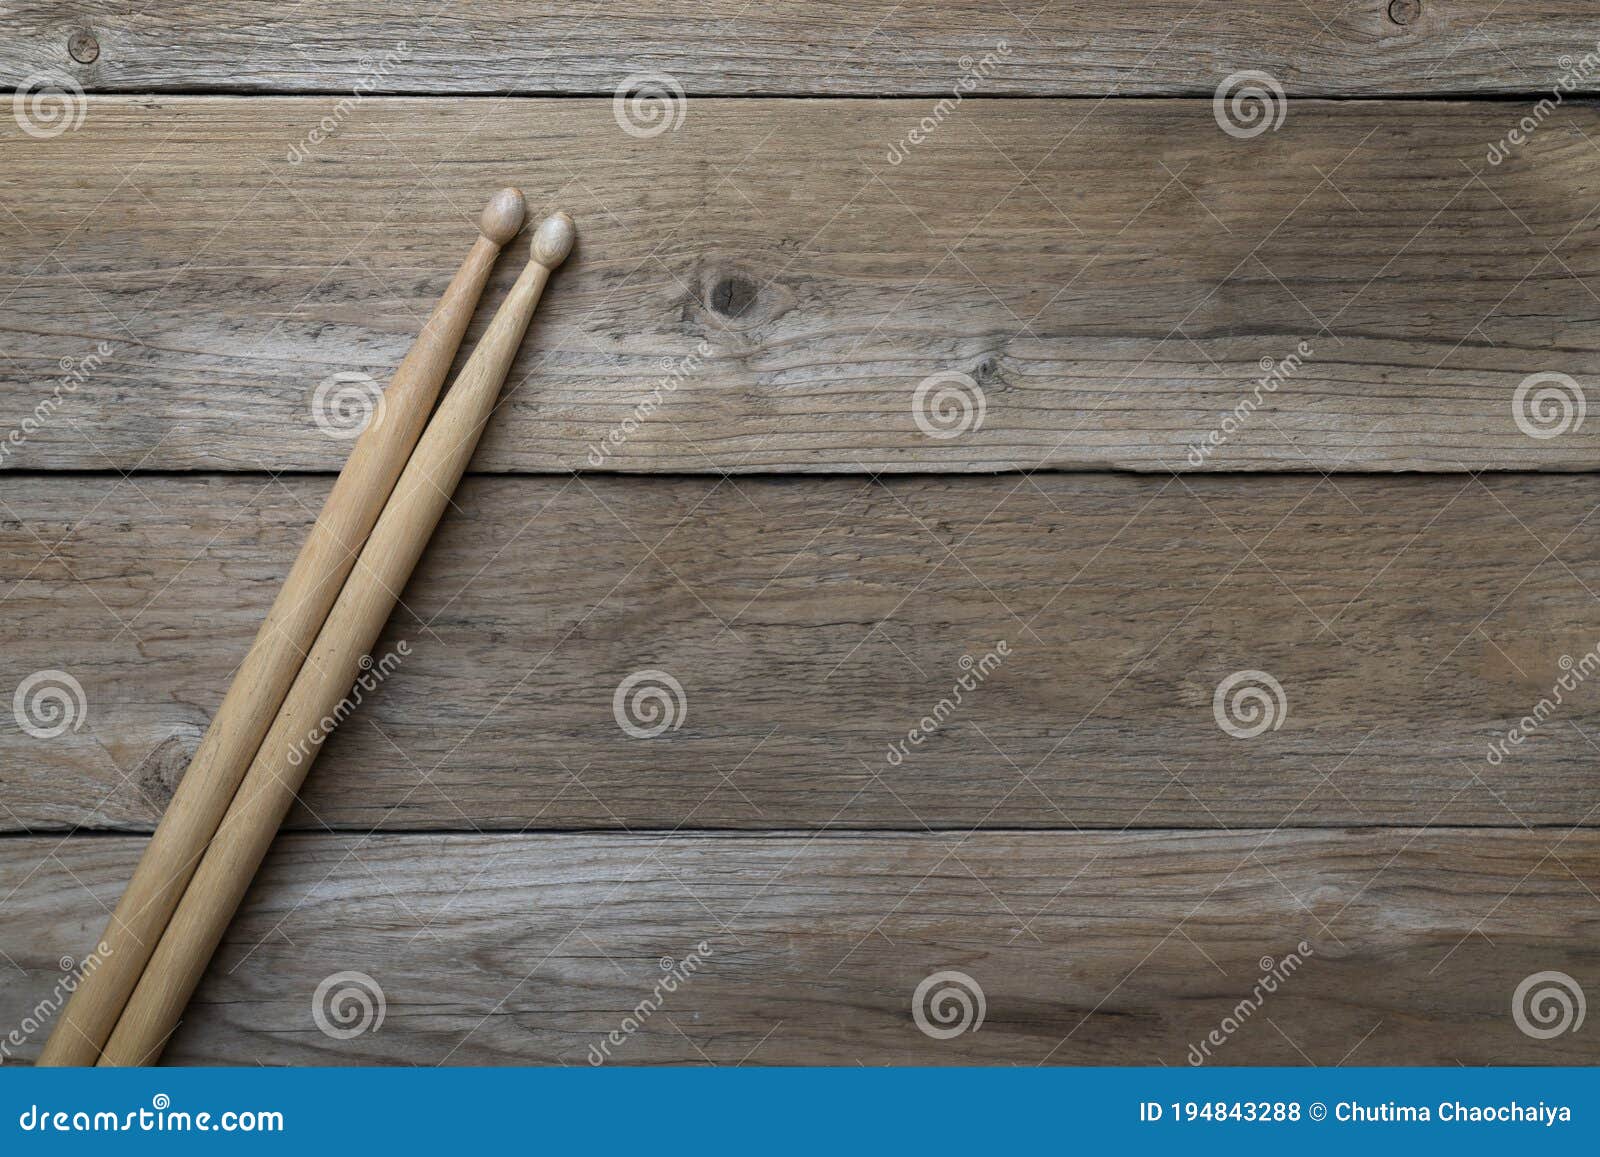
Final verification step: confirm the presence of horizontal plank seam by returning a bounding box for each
[5,822,1596,841]
[14,88,1600,104]
[9,466,1600,481]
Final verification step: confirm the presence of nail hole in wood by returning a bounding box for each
[1387,0,1421,25]
[68,31,100,64]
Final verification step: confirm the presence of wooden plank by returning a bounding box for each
[5,472,1599,833]
[2,829,1595,1064]
[3,97,1600,473]
[4,2,1599,96]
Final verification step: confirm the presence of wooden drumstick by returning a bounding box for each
[98,212,575,1066]
[38,189,528,1067]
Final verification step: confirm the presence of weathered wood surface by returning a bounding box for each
[4,6,1597,1074]
[4,98,1600,473]
[6,472,1599,833]
[2,830,1594,1065]
[4,2,1599,96]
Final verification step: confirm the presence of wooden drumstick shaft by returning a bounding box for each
[37,189,529,1067]
[98,213,575,1067]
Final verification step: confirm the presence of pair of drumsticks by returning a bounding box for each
[38,191,574,1066]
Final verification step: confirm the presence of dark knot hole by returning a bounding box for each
[710,276,759,318]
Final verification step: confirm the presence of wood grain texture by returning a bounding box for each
[35,189,529,1069]
[98,220,571,1067]
[4,98,1600,473]
[4,2,1599,96]
[5,472,1599,834]
[2,830,1595,1065]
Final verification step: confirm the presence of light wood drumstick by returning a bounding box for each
[98,212,575,1067]
[38,189,528,1067]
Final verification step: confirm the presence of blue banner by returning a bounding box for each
[3,1067,1594,1152]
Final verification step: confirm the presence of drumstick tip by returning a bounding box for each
[478,188,528,245]
[530,211,576,269]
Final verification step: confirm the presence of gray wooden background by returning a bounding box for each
[2,1,1598,1065]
